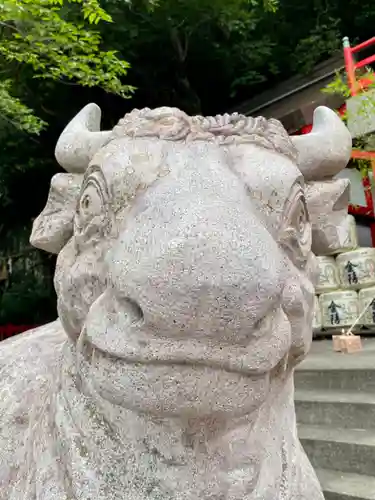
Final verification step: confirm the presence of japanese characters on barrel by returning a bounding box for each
[314,204,375,334]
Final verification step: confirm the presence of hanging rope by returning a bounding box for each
[343,296,373,336]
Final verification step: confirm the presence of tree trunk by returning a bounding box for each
[169,26,202,115]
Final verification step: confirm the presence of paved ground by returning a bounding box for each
[299,337,375,370]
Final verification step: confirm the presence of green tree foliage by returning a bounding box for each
[0,0,282,326]
[323,68,375,176]
[102,0,278,114]
[0,0,134,133]
[2,0,375,326]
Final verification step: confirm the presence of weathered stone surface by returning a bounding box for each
[305,178,352,256]
[30,173,83,254]
[0,104,351,499]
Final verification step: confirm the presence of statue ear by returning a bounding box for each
[30,173,83,254]
[305,178,351,256]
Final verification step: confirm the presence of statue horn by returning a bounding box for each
[55,103,112,173]
[290,106,352,181]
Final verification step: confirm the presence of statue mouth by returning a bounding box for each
[76,325,275,417]
[79,333,266,377]
[75,309,294,418]
[77,301,292,379]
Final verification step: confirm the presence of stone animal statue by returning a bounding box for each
[0,104,352,500]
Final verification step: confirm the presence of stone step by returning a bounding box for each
[295,369,375,392]
[295,339,375,392]
[295,389,375,428]
[316,468,375,500]
[299,424,375,476]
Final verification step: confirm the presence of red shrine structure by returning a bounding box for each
[232,37,375,248]
[295,36,375,243]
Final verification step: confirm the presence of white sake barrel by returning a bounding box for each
[312,295,322,333]
[319,290,359,330]
[315,256,341,294]
[336,248,375,289]
[358,286,375,327]
[326,214,358,255]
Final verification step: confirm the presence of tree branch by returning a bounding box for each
[170,26,188,62]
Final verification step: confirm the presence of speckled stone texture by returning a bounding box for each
[0,105,352,499]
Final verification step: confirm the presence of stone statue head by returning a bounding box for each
[30,104,351,418]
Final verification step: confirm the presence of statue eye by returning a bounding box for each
[75,177,106,232]
[289,196,310,246]
[81,194,91,210]
[280,184,312,268]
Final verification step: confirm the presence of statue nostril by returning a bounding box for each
[95,288,144,325]
[125,297,144,325]
[111,292,144,326]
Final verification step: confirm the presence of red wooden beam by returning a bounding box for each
[343,37,357,95]
[0,324,39,341]
[355,54,375,70]
[351,150,375,160]
[352,36,375,54]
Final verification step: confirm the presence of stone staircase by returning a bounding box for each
[295,339,375,500]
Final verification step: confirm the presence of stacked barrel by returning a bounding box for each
[314,215,375,334]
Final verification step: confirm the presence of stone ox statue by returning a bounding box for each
[0,104,352,499]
